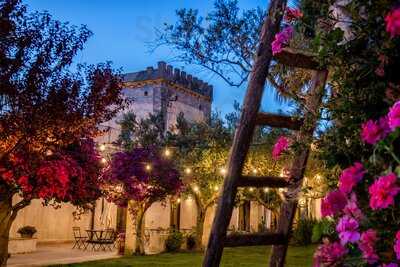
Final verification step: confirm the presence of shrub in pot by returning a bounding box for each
[17,226,37,238]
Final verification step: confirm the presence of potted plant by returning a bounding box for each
[17,226,37,238]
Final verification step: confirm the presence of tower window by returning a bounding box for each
[144,91,148,96]
[199,104,202,110]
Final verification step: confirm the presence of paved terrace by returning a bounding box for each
[8,242,120,267]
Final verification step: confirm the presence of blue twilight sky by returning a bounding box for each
[25,0,289,117]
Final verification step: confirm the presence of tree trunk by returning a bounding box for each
[0,196,15,267]
[195,209,206,250]
[134,204,147,255]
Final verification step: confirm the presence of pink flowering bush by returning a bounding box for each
[272,26,293,55]
[338,162,365,194]
[369,173,400,210]
[336,216,360,245]
[361,117,390,145]
[314,100,400,266]
[321,190,347,217]
[272,135,290,160]
[385,8,400,38]
[359,229,379,264]
[388,101,400,130]
[395,231,400,260]
[313,241,347,267]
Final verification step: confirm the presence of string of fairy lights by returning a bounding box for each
[97,142,324,203]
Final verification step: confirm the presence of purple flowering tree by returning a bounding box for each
[103,147,182,255]
[315,99,400,266]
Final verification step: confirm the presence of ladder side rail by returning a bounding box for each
[268,69,328,267]
[202,1,288,266]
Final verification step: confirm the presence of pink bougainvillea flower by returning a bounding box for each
[395,230,400,260]
[338,162,365,194]
[369,172,400,210]
[336,216,360,245]
[284,7,303,22]
[382,264,399,267]
[388,100,400,130]
[361,117,390,145]
[385,8,400,38]
[272,26,293,55]
[321,190,347,217]
[359,229,379,264]
[272,136,290,160]
[313,241,347,266]
[343,193,364,221]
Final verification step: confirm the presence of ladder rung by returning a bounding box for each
[224,232,286,247]
[238,176,289,188]
[274,48,319,70]
[255,112,303,130]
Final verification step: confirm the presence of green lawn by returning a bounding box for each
[50,246,316,267]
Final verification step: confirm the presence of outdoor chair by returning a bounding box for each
[102,229,117,251]
[72,227,88,249]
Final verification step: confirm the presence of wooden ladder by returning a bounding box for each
[202,0,328,266]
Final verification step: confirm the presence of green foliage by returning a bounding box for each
[292,218,316,246]
[185,232,196,250]
[118,112,165,150]
[165,230,184,252]
[311,218,336,243]
[310,1,400,171]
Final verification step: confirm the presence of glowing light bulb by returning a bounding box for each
[164,148,171,157]
[220,168,227,175]
[145,164,151,171]
[214,185,219,191]
[99,144,106,151]
[249,187,254,192]
[264,188,269,193]
[177,198,181,203]
[185,168,192,174]
[101,158,107,164]
[46,149,53,156]
[193,185,199,192]
[252,169,258,174]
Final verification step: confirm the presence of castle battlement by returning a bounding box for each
[123,61,213,99]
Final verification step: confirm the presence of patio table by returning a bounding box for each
[86,229,115,251]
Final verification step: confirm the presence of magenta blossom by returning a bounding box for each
[336,216,360,245]
[339,162,365,194]
[361,117,390,145]
[388,100,400,130]
[313,241,347,266]
[395,230,400,260]
[385,8,400,38]
[359,229,379,264]
[343,193,364,221]
[321,190,347,217]
[272,26,293,55]
[272,136,290,160]
[369,172,400,210]
[381,264,398,267]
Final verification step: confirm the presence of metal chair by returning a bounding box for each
[72,227,88,249]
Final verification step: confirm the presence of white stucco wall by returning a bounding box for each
[10,197,117,243]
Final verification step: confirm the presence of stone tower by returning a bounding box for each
[100,61,213,142]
